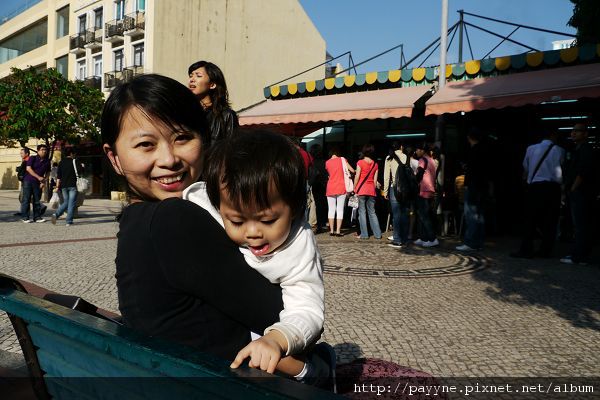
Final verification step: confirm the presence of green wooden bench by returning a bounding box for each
[0,275,340,399]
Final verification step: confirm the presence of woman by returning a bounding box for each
[188,60,239,144]
[354,144,381,239]
[101,74,283,361]
[325,146,354,236]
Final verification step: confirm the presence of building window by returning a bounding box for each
[56,55,68,78]
[78,14,87,33]
[0,18,48,64]
[133,43,144,66]
[94,8,103,30]
[136,0,145,11]
[93,55,103,77]
[114,49,124,71]
[56,6,69,39]
[77,60,87,80]
[115,0,125,20]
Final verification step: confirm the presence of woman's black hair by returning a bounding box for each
[101,74,208,149]
[362,144,375,158]
[188,61,231,114]
[204,130,306,219]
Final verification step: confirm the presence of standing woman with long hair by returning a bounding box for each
[354,144,382,239]
[188,61,239,144]
[325,147,354,236]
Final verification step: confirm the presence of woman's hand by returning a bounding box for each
[230,330,287,374]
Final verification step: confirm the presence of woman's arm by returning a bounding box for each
[353,164,362,188]
[150,198,283,333]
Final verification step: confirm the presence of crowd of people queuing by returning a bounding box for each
[303,125,597,266]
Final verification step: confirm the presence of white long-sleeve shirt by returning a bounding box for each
[183,182,324,355]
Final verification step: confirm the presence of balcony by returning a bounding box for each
[69,33,86,54]
[104,70,124,89]
[104,66,144,89]
[124,11,145,35]
[83,76,102,90]
[105,19,124,42]
[84,29,102,49]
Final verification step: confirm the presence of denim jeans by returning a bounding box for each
[20,181,42,221]
[463,187,485,249]
[416,196,435,242]
[55,187,78,224]
[358,195,381,239]
[569,189,593,263]
[389,187,409,243]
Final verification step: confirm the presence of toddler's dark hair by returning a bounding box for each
[204,130,306,218]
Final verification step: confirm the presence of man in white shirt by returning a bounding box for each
[511,131,564,258]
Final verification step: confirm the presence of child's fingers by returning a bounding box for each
[266,355,280,374]
[230,346,251,369]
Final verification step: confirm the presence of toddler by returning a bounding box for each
[184,131,328,380]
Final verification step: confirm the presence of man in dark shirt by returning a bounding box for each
[456,128,489,251]
[51,148,80,226]
[560,124,596,265]
[20,144,51,223]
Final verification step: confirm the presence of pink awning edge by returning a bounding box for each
[239,85,432,126]
[425,63,600,116]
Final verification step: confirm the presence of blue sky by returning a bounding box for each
[1,0,577,73]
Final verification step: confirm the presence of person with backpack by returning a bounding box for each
[383,142,410,248]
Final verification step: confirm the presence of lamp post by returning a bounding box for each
[435,0,449,144]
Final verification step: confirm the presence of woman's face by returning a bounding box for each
[104,107,202,201]
[188,67,215,98]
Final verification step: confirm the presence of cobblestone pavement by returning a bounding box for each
[0,190,598,377]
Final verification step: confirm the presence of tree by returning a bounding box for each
[568,0,600,45]
[0,67,104,151]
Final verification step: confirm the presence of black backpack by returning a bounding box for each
[392,153,418,203]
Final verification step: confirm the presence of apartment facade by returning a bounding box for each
[0,0,326,190]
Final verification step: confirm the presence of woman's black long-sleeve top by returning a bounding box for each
[115,198,283,360]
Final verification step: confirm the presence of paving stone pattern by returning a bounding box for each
[0,190,598,377]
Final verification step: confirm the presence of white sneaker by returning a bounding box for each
[422,239,440,247]
[414,239,424,246]
[387,235,394,241]
[35,218,46,223]
[22,219,33,223]
[456,244,476,251]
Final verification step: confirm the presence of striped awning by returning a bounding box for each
[239,85,432,126]
[425,63,600,115]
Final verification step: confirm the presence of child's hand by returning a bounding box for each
[230,331,287,374]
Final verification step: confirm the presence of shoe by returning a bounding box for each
[65,223,72,227]
[414,239,424,246]
[388,241,403,249]
[22,219,33,223]
[387,235,394,241]
[35,218,46,223]
[560,256,587,265]
[510,251,533,259]
[329,232,335,236]
[40,205,47,215]
[51,214,57,225]
[335,233,344,237]
[304,342,337,393]
[422,239,440,247]
[456,244,476,252]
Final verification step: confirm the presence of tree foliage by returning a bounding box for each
[0,67,104,149]
[568,0,600,45]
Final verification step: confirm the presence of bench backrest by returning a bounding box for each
[0,277,338,399]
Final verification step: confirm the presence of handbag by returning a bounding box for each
[347,194,359,209]
[341,157,354,193]
[73,159,89,192]
[49,191,60,209]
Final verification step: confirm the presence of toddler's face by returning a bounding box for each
[219,188,293,257]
